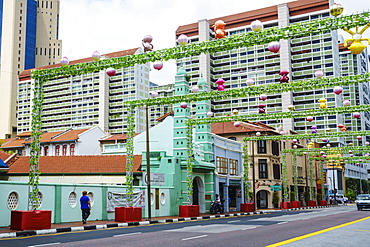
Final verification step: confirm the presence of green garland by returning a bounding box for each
[186,121,194,204]
[282,154,289,201]
[28,79,45,210]
[309,160,315,201]
[243,142,250,202]
[31,12,370,82]
[127,73,370,107]
[283,146,370,154]
[125,107,136,206]
[292,154,298,201]
[309,156,370,162]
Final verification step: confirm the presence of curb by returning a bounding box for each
[0,211,264,239]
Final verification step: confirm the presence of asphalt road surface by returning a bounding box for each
[2,205,370,247]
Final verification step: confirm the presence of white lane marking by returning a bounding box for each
[277,221,288,224]
[182,235,208,241]
[113,232,142,237]
[241,226,258,230]
[228,220,241,223]
[28,243,61,247]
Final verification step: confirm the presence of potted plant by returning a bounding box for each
[272,191,280,209]
[240,192,254,212]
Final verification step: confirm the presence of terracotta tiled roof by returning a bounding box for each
[17,132,32,137]
[19,48,140,81]
[211,121,278,135]
[8,155,142,174]
[0,151,11,161]
[48,129,88,142]
[155,111,174,122]
[100,133,140,142]
[1,138,25,148]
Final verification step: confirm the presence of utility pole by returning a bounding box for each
[145,106,151,220]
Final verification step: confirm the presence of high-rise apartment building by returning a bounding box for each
[174,0,370,147]
[0,0,62,138]
[18,48,150,134]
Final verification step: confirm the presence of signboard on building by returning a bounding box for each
[106,190,145,212]
[142,172,166,186]
[270,185,282,191]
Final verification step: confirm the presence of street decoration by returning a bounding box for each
[142,35,154,52]
[343,24,370,55]
[213,20,227,39]
[92,51,101,61]
[177,34,188,45]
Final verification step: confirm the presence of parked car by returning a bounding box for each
[355,194,370,210]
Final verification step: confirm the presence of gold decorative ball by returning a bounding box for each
[330,3,344,17]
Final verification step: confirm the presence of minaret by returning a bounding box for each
[194,76,213,162]
[173,67,190,160]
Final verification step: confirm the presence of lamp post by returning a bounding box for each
[251,140,256,212]
[145,106,151,220]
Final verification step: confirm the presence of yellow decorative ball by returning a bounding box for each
[330,3,344,17]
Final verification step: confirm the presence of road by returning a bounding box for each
[2,205,370,247]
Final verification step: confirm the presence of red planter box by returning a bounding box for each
[319,200,327,206]
[240,203,254,212]
[11,210,52,230]
[179,205,199,217]
[308,200,317,206]
[280,201,291,209]
[291,201,300,208]
[115,207,142,222]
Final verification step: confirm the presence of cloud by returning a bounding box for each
[59,0,370,85]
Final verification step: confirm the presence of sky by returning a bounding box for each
[59,0,370,85]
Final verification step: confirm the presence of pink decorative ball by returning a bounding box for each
[153,61,163,71]
[180,102,188,109]
[256,132,261,136]
[246,78,254,86]
[350,154,354,157]
[207,111,213,117]
[357,136,362,140]
[279,130,285,135]
[106,68,116,77]
[348,150,353,154]
[177,34,188,45]
[142,35,153,43]
[234,122,241,127]
[268,41,280,53]
[217,84,225,91]
[320,151,325,155]
[315,70,324,78]
[92,51,101,61]
[259,94,268,101]
[293,145,298,149]
[343,99,351,106]
[191,85,200,93]
[60,56,69,66]
[258,108,266,114]
[303,152,307,155]
[150,91,158,98]
[216,78,225,85]
[322,155,327,158]
[251,20,263,32]
[333,86,343,95]
[353,112,361,118]
[365,141,370,146]
[306,116,314,122]
[292,139,298,144]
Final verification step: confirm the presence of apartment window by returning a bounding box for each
[55,145,60,156]
[229,159,238,175]
[44,146,49,156]
[257,140,267,154]
[258,159,268,179]
[62,145,67,156]
[272,141,279,156]
[273,164,281,179]
[216,157,228,174]
[70,144,75,156]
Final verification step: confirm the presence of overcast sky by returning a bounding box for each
[59,0,370,85]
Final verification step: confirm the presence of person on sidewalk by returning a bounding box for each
[80,191,91,224]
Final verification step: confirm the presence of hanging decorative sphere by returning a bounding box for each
[251,20,263,32]
[306,116,314,122]
[106,68,116,77]
[320,151,325,155]
[326,143,331,147]
[150,91,159,98]
[343,99,351,106]
[293,145,298,149]
[153,61,163,71]
[311,125,317,130]
[357,136,363,140]
[216,78,225,85]
[350,154,354,157]
[337,124,344,129]
[180,102,188,109]
[207,111,213,117]
[333,86,343,95]
[268,41,280,53]
[232,109,239,115]
[279,130,285,135]
[322,138,327,143]
[348,142,353,146]
[288,105,295,111]
[92,51,101,61]
[246,78,254,86]
[322,155,327,158]
[315,70,324,78]
[256,132,261,136]
[142,35,153,43]
[337,154,341,157]
[311,129,317,134]
[191,85,200,93]
[326,127,331,132]
[60,56,69,66]
[303,152,307,155]
[234,121,241,127]
[258,108,266,114]
[353,112,361,118]
[365,141,370,146]
[217,84,225,91]
[259,94,268,101]
[292,139,298,144]
[330,3,344,17]
[177,34,188,45]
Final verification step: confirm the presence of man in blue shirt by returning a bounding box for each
[80,191,91,224]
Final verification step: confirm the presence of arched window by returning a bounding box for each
[44,146,49,156]
[70,144,75,156]
[62,145,67,156]
[55,145,60,156]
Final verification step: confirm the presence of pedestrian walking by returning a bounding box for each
[80,191,91,224]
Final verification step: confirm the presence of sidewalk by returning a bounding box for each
[0,205,335,239]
